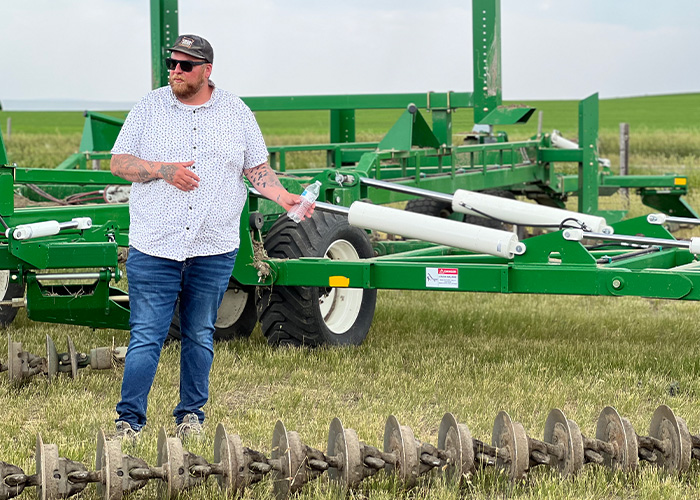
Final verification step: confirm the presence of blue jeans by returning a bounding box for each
[116,247,237,431]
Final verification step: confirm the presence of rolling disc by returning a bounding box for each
[7,335,24,382]
[157,427,187,498]
[66,336,78,379]
[649,404,691,472]
[595,406,638,472]
[492,411,529,481]
[383,415,419,488]
[46,335,59,380]
[96,429,123,500]
[438,412,475,481]
[326,417,363,489]
[214,423,246,492]
[271,420,306,499]
[543,409,584,476]
[36,434,60,500]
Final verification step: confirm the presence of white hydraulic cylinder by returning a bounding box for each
[451,190,614,234]
[348,202,526,258]
[551,130,579,150]
[7,217,92,241]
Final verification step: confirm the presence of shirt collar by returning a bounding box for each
[169,81,219,109]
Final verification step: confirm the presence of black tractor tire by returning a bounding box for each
[405,190,516,230]
[0,271,24,327]
[404,198,454,219]
[168,278,257,342]
[256,211,377,347]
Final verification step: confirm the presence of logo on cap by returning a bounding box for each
[178,37,195,48]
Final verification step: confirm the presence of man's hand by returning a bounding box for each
[284,192,315,220]
[161,162,200,191]
[244,163,314,220]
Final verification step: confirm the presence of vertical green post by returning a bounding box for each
[431,110,452,148]
[472,0,501,124]
[0,168,14,216]
[151,0,179,90]
[330,109,356,144]
[0,129,7,166]
[578,93,599,214]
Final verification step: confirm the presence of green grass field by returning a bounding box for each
[2,93,700,499]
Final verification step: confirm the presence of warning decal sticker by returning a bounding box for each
[426,267,459,289]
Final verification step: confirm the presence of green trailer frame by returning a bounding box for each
[1,0,698,343]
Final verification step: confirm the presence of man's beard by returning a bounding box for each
[170,72,207,100]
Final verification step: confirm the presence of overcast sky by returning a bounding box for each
[2,0,698,109]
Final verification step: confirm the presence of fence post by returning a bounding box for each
[619,122,629,207]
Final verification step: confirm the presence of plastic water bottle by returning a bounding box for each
[288,181,321,223]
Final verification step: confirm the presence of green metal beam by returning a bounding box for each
[151,0,179,90]
[0,129,7,165]
[241,93,474,111]
[577,93,599,214]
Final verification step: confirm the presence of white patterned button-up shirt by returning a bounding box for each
[112,85,269,261]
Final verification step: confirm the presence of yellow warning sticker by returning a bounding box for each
[675,178,687,186]
[329,276,350,287]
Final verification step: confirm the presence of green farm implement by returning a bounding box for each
[1,0,698,349]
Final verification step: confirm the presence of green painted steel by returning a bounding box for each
[0,128,7,165]
[25,272,131,330]
[79,112,126,154]
[2,0,699,334]
[241,93,474,111]
[150,0,179,90]
[259,215,700,302]
[578,94,599,214]
[330,109,356,144]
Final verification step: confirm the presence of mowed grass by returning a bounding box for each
[2,93,700,498]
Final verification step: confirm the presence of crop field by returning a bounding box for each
[2,94,700,499]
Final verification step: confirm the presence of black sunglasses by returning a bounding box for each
[165,57,208,72]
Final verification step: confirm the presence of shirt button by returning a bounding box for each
[193,127,197,130]
[193,146,197,149]
[186,227,190,230]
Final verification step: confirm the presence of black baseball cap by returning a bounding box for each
[168,34,214,63]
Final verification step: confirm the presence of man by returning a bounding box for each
[110,34,311,440]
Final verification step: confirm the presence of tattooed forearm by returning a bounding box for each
[244,163,284,191]
[110,154,178,183]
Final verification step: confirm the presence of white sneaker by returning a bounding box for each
[115,421,140,442]
[176,413,203,441]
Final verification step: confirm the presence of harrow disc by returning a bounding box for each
[271,420,306,499]
[492,411,528,481]
[595,406,638,472]
[383,415,419,488]
[326,417,363,489]
[46,335,59,380]
[214,423,246,492]
[156,427,187,499]
[7,336,24,382]
[438,412,475,481]
[543,409,584,476]
[36,434,59,500]
[66,336,78,379]
[649,404,692,472]
[96,429,123,500]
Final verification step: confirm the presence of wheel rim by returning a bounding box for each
[215,287,249,329]
[0,271,9,300]
[319,239,364,334]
